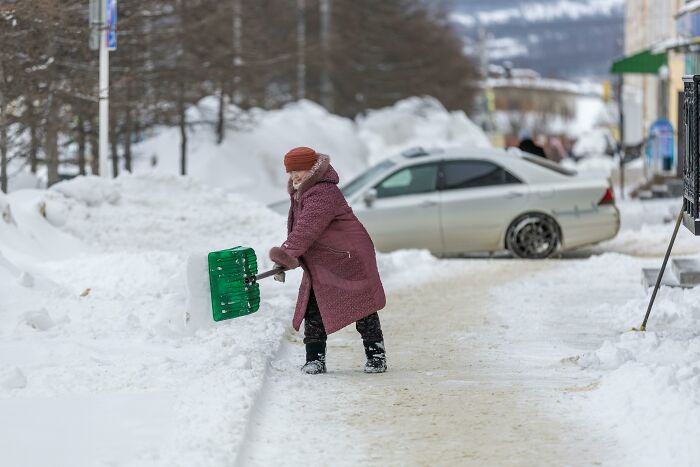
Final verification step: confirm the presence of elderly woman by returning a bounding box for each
[270,147,387,374]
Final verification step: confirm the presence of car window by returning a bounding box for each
[375,163,439,198]
[341,159,396,198]
[441,160,521,190]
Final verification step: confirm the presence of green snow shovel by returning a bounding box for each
[207,246,286,322]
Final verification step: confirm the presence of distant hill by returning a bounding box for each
[449,0,624,80]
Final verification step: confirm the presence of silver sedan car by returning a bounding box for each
[270,147,620,259]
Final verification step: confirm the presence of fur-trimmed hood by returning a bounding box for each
[287,154,339,200]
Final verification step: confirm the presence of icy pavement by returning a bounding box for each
[236,260,617,466]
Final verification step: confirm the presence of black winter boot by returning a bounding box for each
[301,342,326,374]
[363,340,387,373]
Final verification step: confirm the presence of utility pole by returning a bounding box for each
[618,74,625,199]
[90,0,114,177]
[99,4,109,178]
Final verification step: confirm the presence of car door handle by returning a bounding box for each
[419,200,437,208]
[506,191,524,198]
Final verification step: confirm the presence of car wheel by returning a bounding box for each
[506,213,560,259]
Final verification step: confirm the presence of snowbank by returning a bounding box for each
[577,278,700,466]
[133,98,370,204]
[562,153,617,180]
[8,96,492,201]
[598,199,700,257]
[357,96,491,164]
[488,248,700,467]
[131,96,491,201]
[571,127,614,159]
[0,174,294,466]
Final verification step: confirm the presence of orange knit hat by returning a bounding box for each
[284,147,318,172]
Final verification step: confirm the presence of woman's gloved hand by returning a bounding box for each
[269,246,300,270]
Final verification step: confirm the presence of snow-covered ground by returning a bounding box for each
[3,171,699,465]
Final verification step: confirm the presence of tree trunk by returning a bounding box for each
[296,0,306,100]
[28,100,39,174]
[89,117,99,175]
[178,86,187,176]
[217,80,226,144]
[45,90,60,187]
[0,119,6,194]
[110,122,119,178]
[320,0,333,111]
[124,107,133,173]
[232,0,242,104]
[77,113,87,176]
[0,59,7,193]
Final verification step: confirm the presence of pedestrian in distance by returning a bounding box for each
[269,147,387,374]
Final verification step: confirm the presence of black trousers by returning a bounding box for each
[303,289,383,344]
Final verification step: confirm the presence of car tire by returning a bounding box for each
[506,213,560,259]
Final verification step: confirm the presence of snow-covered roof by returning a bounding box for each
[486,77,602,97]
[651,36,700,53]
[677,0,700,16]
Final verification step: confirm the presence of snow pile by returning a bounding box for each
[48,175,121,208]
[9,96,492,200]
[571,127,614,158]
[133,96,491,199]
[577,282,700,466]
[133,98,369,204]
[488,247,700,467]
[0,174,294,466]
[357,96,492,164]
[562,154,616,179]
[599,199,700,256]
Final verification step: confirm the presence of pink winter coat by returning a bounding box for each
[270,154,386,334]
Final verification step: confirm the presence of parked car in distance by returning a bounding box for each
[269,146,620,259]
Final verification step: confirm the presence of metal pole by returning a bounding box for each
[99,0,109,177]
[638,208,683,331]
[618,74,625,199]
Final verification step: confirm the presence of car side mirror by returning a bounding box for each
[363,188,378,207]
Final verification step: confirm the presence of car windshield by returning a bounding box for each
[521,154,577,176]
[341,159,396,197]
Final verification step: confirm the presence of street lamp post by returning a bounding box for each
[99,5,109,177]
[90,0,116,177]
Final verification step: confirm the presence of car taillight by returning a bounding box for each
[598,187,615,205]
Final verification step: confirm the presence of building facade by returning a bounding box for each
[618,0,684,148]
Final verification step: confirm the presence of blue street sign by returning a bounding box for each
[106,0,117,51]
